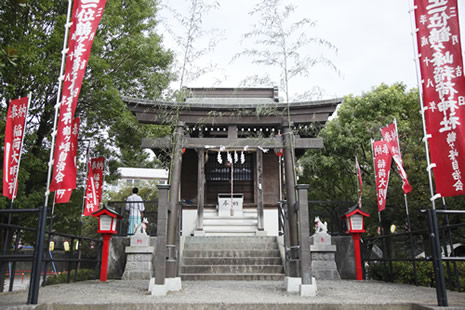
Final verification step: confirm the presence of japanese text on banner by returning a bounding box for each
[84,157,105,216]
[50,0,107,192]
[414,0,465,196]
[373,140,392,212]
[380,122,412,194]
[3,97,28,199]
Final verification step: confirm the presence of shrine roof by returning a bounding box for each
[123,87,342,126]
[123,96,342,111]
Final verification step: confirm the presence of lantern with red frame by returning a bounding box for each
[92,205,122,281]
[274,148,283,157]
[343,206,369,233]
[341,205,370,280]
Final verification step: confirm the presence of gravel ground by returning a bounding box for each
[1,279,464,309]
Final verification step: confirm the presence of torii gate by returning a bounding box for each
[125,87,341,284]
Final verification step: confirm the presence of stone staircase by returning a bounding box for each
[202,209,258,236]
[180,236,284,280]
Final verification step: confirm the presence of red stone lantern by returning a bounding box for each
[92,205,122,281]
[341,205,370,280]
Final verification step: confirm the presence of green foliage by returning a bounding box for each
[369,261,465,291]
[105,182,160,202]
[0,0,172,220]
[300,83,465,234]
[44,268,96,285]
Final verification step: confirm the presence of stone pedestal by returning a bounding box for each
[122,232,154,280]
[310,232,341,280]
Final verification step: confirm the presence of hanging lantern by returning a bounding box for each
[274,148,283,157]
[182,148,186,154]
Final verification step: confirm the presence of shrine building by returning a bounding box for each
[124,87,341,237]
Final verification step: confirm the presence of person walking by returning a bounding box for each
[126,187,145,235]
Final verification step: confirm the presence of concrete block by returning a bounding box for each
[255,230,268,236]
[300,278,317,296]
[193,230,205,236]
[284,277,301,293]
[311,232,331,246]
[130,232,150,247]
[148,277,154,291]
[151,284,168,296]
[310,245,337,252]
[165,277,182,291]
[125,246,154,254]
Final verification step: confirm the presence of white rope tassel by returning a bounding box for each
[240,151,245,164]
[217,151,223,164]
[227,151,233,164]
[234,151,238,163]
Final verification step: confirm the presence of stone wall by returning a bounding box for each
[108,235,355,280]
[108,236,157,279]
[332,235,356,279]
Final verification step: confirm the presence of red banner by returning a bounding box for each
[373,140,392,212]
[3,97,28,199]
[55,189,73,204]
[54,118,80,204]
[83,157,104,216]
[414,0,465,196]
[380,122,412,194]
[50,0,107,192]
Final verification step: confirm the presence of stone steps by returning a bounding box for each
[183,257,282,265]
[180,273,285,281]
[183,242,278,250]
[180,236,284,281]
[181,264,283,274]
[202,209,258,236]
[182,249,281,258]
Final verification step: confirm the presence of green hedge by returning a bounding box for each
[368,261,465,291]
[45,268,96,285]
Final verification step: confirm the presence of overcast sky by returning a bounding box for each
[158,0,465,101]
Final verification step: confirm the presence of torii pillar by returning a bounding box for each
[166,121,184,280]
[282,121,299,278]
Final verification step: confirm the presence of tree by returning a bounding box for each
[158,0,221,94]
[300,83,465,235]
[233,0,337,103]
[0,0,173,243]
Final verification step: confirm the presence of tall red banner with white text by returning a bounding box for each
[414,0,465,196]
[3,97,28,199]
[50,0,106,192]
[373,140,392,212]
[380,122,412,194]
[55,117,80,204]
[83,157,105,216]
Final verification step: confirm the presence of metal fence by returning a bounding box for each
[361,209,465,307]
[0,206,102,303]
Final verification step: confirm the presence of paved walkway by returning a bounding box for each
[1,279,464,309]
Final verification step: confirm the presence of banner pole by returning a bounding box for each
[43,0,73,208]
[75,144,90,280]
[370,139,381,222]
[407,0,437,209]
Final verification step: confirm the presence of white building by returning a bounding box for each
[107,167,169,192]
